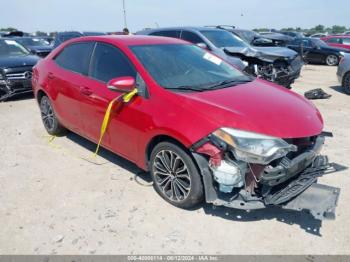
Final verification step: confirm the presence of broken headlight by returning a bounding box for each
[0,74,5,85]
[212,128,297,164]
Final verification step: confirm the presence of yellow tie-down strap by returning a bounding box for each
[45,88,138,165]
[94,88,138,157]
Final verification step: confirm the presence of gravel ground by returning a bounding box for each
[0,65,349,255]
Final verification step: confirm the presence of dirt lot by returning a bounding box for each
[0,65,349,255]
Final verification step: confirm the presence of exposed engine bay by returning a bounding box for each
[191,129,341,220]
[224,46,303,88]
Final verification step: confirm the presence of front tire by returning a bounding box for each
[40,95,66,135]
[325,55,339,66]
[343,72,350,95]
[150,142,204,209]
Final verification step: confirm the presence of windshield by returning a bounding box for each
[0,39,30,56]
[130,44,252,91]
[236,30,258,43]
[200,30,249,48]
[16,38,50,47]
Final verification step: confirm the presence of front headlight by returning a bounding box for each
[212,128,297,164]
[339,51,345,57]
[0,74,5,84]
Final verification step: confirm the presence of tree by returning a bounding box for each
[331,25,347,34]
[0,27,18,32]
[314,25,325,32]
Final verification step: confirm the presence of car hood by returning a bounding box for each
[177,79,323,138]
[224,46,296,62]
[253,46,298,59]
[0,55,40,68]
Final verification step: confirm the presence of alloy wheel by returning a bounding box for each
[153,150,191,202]
[40,97,55,131]
[326,55,338,66]
[344,73,350,95]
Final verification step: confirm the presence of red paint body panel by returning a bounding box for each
[321,35,350,50]
[32,36,324,170]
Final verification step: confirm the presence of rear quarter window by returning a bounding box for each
[54,42,95,75]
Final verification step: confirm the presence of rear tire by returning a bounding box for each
[343,72,350,95]
[150,142,204,209]
[325,55,339,66]
[40,95,66,135]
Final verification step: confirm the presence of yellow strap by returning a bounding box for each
[94,88,138,157]
[123,88,138,103]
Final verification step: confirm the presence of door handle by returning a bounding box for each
[80,86,93,96]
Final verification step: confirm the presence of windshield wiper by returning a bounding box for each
[204,77,253,90]
[168,77,253,92]
[169,86,207,92]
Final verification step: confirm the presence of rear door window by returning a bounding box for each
[326,37,341,44]
[181,30,204,44]
[150,30,181,39]
[54,42,94,75]
[89,42,136,82]
[180,30,204,44]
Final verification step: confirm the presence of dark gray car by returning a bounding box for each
[337,53,350,94]
[137,27,303,88]
[137,27,247,71]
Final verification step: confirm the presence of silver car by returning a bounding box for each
[337,53,350,94]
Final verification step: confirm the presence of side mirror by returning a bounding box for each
[107,76,135,93]
[196,42,208,49]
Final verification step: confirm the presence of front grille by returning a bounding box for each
[6,71,32,80]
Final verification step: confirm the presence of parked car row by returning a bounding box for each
[1,26,349,102]
[0,31,106,101]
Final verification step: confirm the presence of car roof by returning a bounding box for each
[137,26,226,34]
[323,35,350,38]
[66,35,188,46]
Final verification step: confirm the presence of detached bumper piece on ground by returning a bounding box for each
[304,88,332,100]
[192,135,341,220]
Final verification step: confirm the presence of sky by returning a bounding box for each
[1,0,349,33]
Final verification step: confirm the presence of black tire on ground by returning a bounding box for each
[150,141,204,209]
[39,95,66,135]
[343,72,350,95]
[325,54,339,66]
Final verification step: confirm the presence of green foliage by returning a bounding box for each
[254,24,350,36]
[0,27,18,32]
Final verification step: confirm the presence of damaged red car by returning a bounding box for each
[32,36,340,220]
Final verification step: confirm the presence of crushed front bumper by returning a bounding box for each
[192,136,341,220]
[274,56,303,87]
[0,79,33,102]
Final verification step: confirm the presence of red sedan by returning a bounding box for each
[321,35,350,50]
[32,36,339,220]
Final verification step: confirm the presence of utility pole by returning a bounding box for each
[122,0,127,28]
